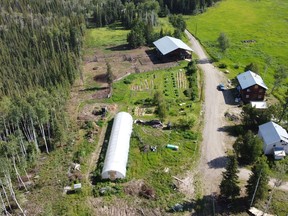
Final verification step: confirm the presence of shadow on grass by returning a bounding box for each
[79,86,109,92]
[90,119,114,185]
[94,73,107,83]
[105,44,130,51]
[207,156,228,169]
[166,195,248,215]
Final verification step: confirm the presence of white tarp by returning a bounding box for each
[249,207,275,216]
[101,112,133,180]
[250,101,267,109]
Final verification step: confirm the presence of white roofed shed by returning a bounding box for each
[153,36,193,55]
[101,112,133,180]
[250,101,267,109]
[258,121,288,156]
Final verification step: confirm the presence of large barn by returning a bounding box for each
[153,36,193,60]
[101,112,133,180]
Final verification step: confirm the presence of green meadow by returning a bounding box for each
[84,25,129,52]
[84,17,174,54]
[186,0,288,100]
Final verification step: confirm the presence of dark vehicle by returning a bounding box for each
[217,83,225,91]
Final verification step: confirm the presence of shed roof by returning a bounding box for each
[258,121,288,145]
[153,36,193,55]
[274,147,286,157]
[237,70,268,90]
[250,101,267,109]
[101,112,133,180]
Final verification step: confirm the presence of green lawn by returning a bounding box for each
[186,0,288,100]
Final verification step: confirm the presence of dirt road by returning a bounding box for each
[185,30,288,195]
[185,30,229,195]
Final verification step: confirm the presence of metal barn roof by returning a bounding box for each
[153,36,193,55]
[237,70,268,90]
[258,121,288,145]
[101,112,133,180]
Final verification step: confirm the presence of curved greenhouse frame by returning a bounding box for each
[101,112,133,180]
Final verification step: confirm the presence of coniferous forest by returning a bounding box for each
[0,0,221,214]
[0,1,87,214]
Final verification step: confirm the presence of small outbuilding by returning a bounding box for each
[101,112,133,180]
[250,101,267,109]
[258,121,288,159]
[236,70,268,103]
[153,36,193,60]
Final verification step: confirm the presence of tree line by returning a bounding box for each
[91,0,222,28]
[0,1,89,214]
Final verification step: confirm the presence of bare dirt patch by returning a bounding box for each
[84,46,179,81]
[88,197,164,216]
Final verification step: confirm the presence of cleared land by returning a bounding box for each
[186,0,288,100]
[26,24,202,215]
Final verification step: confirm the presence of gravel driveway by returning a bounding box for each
[184,30,288,195]
[185,30,229,195]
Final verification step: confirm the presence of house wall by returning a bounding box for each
[240,84,266,103]
[258,130,288,154]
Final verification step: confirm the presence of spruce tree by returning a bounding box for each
[246,156,269,205]
[220,155,240,200]
[233,130,263,165]
[106,62,114,85]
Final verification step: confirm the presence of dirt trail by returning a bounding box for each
[185,30,288,195]
[185,30,229,195]
[238,168,288,191]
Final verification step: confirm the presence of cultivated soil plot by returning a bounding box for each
[83,46,178,85]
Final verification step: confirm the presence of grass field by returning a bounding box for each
[84,25,129,53]
[89,63,203,210]
[186,0,288,100]
[84,17,174,54]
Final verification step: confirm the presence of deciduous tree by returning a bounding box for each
[271,65,288,94]
[217,32,230,52]
[244,63,259,74]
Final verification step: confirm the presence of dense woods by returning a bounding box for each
[0,0,224,214]
[0,1,88,214]
[91,0,221,28]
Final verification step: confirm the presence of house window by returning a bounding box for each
[247,88,251,92]
[246,95,249,98]
[258,95,262,99]
[255,85,258,89]
[259,89,263,92]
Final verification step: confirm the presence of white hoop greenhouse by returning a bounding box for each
[101,112,133,180]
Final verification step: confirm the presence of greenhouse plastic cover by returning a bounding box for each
[101,112,133,180]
